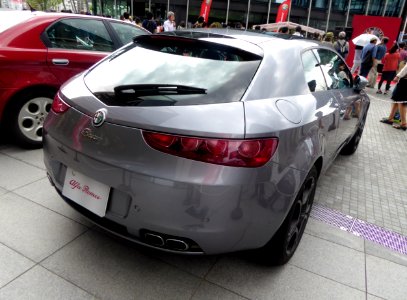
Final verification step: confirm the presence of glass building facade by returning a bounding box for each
[91,0,406,32]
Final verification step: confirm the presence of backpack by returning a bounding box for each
[145,20,156,34]
[334,40,349,58]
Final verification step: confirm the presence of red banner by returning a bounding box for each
[347,15,402,66]
[199,0,213,23]
[276,0,291,23]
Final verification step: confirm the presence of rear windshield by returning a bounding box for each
[84,35,262,106]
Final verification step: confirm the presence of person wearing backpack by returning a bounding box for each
[142,11,157,34]
[333,31,349,59]
[360,37,377,77]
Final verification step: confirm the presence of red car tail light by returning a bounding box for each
[142,131,278,168]
[51,93,70,114]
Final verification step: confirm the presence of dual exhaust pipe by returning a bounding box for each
[144,232,190,251]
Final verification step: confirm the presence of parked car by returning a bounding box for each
[43,30,369,265]
[0,12,149,148]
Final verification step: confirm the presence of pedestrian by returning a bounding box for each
[321,32,334,46]
[134,17,142,27]
[367,36,388,87]
[351,45,364,74]
[142,12,157,33]
[278,26,289,34]
[333,31,349,59]
[292,25,303,37]
[156,20,164,33]
[209,22,222,28]
[123,12,132,23]
[193,16,204,28]
[380,63,407,130]
[398,42,407,73]
[376,44,400,95]
[164,11,176,32]
[177,21,186,30]
[360,37,377,77]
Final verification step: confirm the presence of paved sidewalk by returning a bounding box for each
[0,89,406,299]
[315,88,407,236]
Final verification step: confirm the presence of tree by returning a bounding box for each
[26,0,64,11]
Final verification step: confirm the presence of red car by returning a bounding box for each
[0,12,149,148]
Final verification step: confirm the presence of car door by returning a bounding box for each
[44,18,114,85]
[301,49,340,163]
[313,48,361,150]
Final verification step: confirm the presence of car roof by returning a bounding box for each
[160,28,320,55]
[0,10,46,32]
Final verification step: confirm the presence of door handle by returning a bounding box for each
[52,59,69,66]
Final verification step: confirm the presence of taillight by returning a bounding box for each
[51,93,70,114]
[142,131,278,168]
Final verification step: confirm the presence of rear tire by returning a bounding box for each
[257,166,318,265]
[6,90,54,149]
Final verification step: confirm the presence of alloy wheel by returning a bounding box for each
[284,175,316,256]
[17,97,53,143]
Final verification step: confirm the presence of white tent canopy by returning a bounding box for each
[254,21,325,36]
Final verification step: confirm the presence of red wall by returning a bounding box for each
[347,15,402,66]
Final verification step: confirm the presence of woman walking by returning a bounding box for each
[376,44,400,95]
[381,63,407,130]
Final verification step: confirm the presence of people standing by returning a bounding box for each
[367,37,388,87]
[142,12,157,33]
[376,44,400,95]
[380,63,407,130]
[123,12,133,23]
[193,16,205,28]
[292,26,303,37]
[164,11,176,32]
[333,31,349,59]
[391,64,407,130]
[351,45,364,74]
[360,37,377,77]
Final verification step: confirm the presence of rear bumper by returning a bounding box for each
[43,133,305,255]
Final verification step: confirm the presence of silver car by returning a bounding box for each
[43,30,369,265]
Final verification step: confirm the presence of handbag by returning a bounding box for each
[377,63,384,73]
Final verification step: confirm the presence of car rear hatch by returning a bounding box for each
[58,34,263,136]
[47,34,265,172]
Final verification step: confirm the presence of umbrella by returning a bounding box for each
[352,33,379,46]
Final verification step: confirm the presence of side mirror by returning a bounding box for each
[354,75,368,92]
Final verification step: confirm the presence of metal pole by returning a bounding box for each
[345,0,351,28]
[383,0,389,16]
[149,0,151,12]
[288,0,292,22]
[365,0,370,15]
[399,0,406,18]
[403,14,407,33]
[325,0,332,32]
[167,0,170,16]
[131,0,133,18]
[225,0,230,25]
[186,0,189,27]
[113,0,116,18]
[245,0,251,30]
[266,0,271,24]
[306,0,313,37]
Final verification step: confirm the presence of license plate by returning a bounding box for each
[62,168,110,217]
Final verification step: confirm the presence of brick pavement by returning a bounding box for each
[315,88,407,236]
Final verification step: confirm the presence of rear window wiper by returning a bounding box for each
[114,84,207,98]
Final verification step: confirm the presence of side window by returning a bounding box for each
[301,50,327,92]
[110,22,146,45]
[313,48,353,89]
[46,19,114,52]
